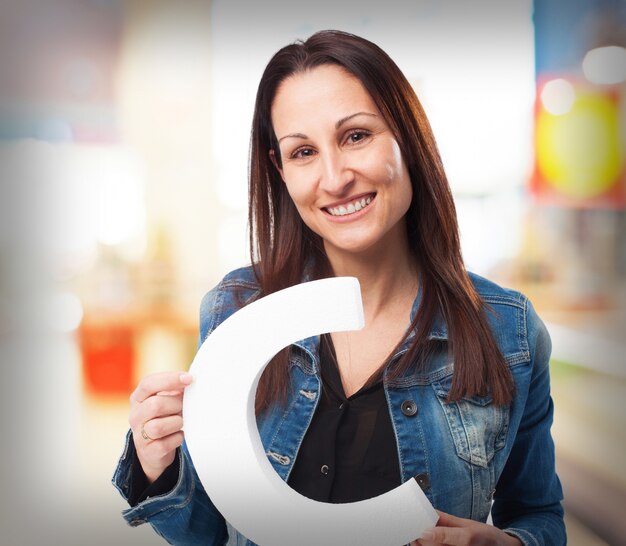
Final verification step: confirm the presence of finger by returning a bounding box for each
[434,511,466,528]
[421,526,467,545]
[142,431,185,460]
[411,539,442,546]
[129,393,184,429]
[141,415,184,442]
[130,372,193,404]
[412,532,448,546]
[155,389,185,397]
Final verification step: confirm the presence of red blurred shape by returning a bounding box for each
[80,324,134,397]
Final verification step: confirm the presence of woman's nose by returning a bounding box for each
[318,150,354,195]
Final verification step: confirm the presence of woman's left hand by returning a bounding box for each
[410,511,523,545]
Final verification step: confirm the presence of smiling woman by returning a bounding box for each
[114,30,566,546]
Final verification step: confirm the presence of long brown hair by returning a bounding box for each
[248,30,514,413]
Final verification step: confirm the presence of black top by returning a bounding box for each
[129,334,401,506]
[128,449,180,506]
[287,334,401,503]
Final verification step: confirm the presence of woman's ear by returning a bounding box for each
[269,150,285,182]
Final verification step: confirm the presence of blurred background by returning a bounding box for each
[0,0,624,544]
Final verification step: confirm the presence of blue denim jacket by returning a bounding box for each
[113,266,565,546]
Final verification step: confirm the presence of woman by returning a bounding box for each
[113,30,565,545]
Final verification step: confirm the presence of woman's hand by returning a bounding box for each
[410,511,523,546]
[128,371,194,483]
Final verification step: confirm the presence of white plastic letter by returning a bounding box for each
[183,277,438,546]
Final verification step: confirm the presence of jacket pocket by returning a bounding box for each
[432,373,509,468]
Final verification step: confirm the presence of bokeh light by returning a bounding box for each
[540,78,576,115]
[582,45,626,86]
[536,88,622,199]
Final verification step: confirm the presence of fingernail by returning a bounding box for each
[180,373,193,384]
[420,530,435,541]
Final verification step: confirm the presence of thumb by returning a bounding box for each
[421,526,465,545]
[435,510,466,527]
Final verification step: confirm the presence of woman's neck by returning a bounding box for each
[324,237,418,321]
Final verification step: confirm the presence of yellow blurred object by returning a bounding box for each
[536,86,623,200]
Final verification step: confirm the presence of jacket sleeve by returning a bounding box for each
[112,430,228,546]
[112,285,231,545]
[491,298,566,546]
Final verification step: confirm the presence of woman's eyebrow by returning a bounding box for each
[335,112,378,129]
[277,112,379,144]
[278,132,307,144]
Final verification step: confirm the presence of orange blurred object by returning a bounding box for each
[80,324,135,397]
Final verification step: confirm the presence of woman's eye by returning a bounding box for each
[291,147,315,160]
[346,130,370,144]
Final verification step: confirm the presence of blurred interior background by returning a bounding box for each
[0,0,624,544]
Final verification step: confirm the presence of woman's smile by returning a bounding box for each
[323,192,376,219]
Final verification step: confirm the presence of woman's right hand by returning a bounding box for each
[129,371,194,483]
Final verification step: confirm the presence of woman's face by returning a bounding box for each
[270,64,413,259]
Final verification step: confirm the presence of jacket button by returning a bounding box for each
[414,473,431,490]
[401,400,418,416]
[320,464,329,475]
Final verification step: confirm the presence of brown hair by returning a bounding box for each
[248,30,514,413]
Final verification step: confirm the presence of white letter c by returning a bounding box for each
[183,277,437,546]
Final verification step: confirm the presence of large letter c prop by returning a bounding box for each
[183,277,438,546]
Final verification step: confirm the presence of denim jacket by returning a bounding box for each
[113,266,565,546]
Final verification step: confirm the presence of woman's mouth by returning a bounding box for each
[324,194,375,217]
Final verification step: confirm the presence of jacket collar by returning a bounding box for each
[292,277,449,374]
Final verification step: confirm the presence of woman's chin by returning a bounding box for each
[322,236,379,258]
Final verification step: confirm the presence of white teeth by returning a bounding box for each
[326,195,374,216]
